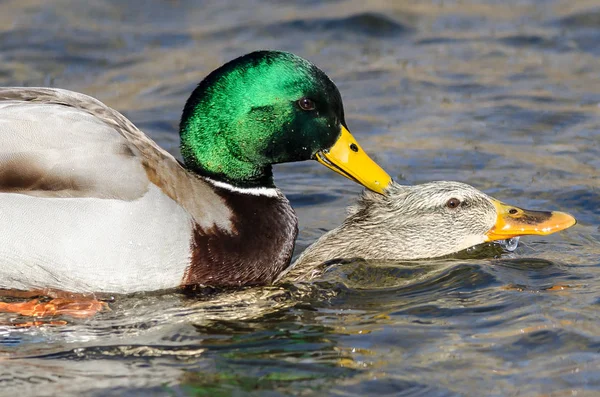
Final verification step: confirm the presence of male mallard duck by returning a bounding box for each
[279,181,576,282]
[0,51,392,317]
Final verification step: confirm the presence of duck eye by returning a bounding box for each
[298,98,316,111]
[446,198,461,209]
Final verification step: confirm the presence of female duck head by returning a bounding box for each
[180,51,390,191]
[343,181,576,258]
[283,181,577,282]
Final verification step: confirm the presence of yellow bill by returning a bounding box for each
[315,126,392,194]
[485,198,577,241]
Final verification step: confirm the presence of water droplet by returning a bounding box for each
[496,237,520,252]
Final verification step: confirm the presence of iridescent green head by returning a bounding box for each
[180,51,391,192]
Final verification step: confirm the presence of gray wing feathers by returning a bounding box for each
[0,88,150,199]
[0,87,233,229]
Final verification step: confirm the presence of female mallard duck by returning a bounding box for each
[0,50,392,317]
[279,181,576,282]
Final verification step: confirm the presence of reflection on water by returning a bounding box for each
[0,0,599,396]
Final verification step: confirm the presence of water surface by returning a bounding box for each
[0,1,599,396]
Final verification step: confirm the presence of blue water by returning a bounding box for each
[0,1,599,396]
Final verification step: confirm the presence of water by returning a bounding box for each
[496,237,520,252]
[0,0,599,395]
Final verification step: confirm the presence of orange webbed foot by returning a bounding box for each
[0,298,108,319]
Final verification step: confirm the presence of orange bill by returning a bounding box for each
[485,198,577,241]
[315,126,392,194]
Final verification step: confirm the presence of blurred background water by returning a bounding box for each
[0,0,599,396]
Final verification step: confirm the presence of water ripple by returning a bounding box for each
[0,1,599,396]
